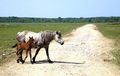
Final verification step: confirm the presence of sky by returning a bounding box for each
[0,0,120,18]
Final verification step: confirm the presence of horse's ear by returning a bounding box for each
[56,31,61,34]
[56,31,59,34]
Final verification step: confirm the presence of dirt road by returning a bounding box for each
[0,24,120,76]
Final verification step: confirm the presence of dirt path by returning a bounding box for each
[0,24,120,76]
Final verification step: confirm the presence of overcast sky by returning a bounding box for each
[0,0,119,18]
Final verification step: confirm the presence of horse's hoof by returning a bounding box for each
[48,60,53,63]
[31,61,33,64]
[32,58,36,63]
[22,61,25,64]
[17,60,19,63]
[32,61,36,63]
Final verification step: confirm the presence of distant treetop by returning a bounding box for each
[0,16,120,23]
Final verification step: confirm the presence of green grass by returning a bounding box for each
[1,23,120,66]
[0,23,85,25]
[96,23,120,65]
[0,23,84,64]
[0,23,84,55]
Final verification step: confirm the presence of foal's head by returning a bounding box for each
[28,37,35,44]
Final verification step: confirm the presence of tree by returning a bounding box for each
[58,17,62,22]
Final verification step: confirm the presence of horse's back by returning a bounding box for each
[17,31,29,42]
[16,31,55,47]
[17,31,37,42]
[25,31,40,42]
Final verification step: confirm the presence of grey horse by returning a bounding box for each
[12,31,64,63]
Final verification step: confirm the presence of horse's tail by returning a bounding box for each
[12,43,18,48]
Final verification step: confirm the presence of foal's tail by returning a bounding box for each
[12,43,18,48]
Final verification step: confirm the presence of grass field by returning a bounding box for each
[0,23,84,64]
[0,23,120,66]
[0,23,84,55]
[96,23,120,65]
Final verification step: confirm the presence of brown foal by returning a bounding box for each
[16,37,35,64]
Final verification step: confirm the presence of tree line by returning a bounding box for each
[0,16,120,23]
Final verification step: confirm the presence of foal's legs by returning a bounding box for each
[16,50,20,63]
[33,47,41,63]
[22,50,28,64]
[16,49,21,63]
[45,47,53,63]
[29,50,33,64]
[16,49,24,63]
[19,50,24,63]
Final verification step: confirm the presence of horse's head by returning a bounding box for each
[29,37,35,44]
[54,31,64,45]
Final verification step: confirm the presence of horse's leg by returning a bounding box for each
[16,49,21,63]
[29,50,33,64]
[22,50,28,64]
[32,47,41,63]
[45,46,53,63]
[16,50,19,63]
[19,50,24,63]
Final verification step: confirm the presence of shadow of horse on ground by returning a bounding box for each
[33,60,85,64]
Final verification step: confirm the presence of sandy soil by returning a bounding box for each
[0,24,120,76]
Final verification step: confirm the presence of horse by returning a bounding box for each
[12,31,64,63]
[13,37,35,64]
